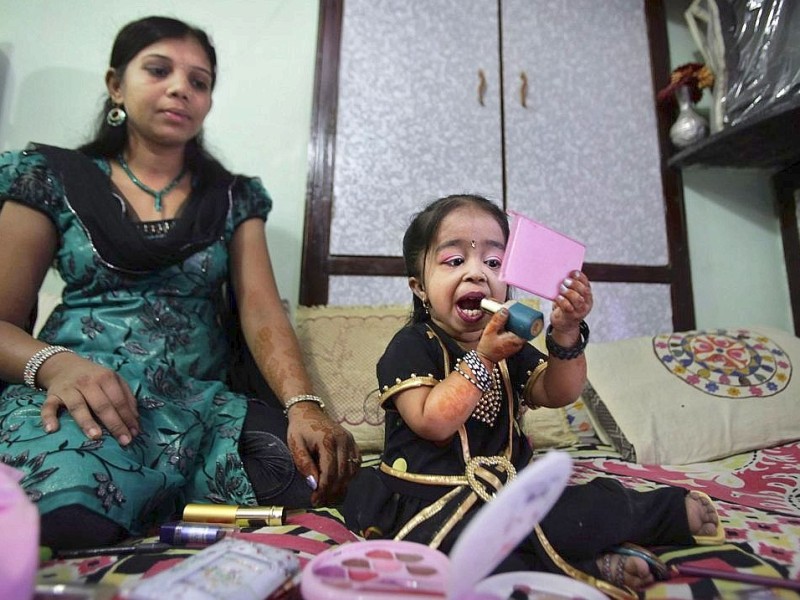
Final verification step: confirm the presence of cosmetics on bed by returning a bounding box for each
[182,503,286,527]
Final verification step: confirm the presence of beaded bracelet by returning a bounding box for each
[461,350,494,392]
[545,321,590,360]
[23,345,74,390]
[283,394,325,415]
[454,363,485,392]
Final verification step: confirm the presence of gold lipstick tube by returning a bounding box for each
[182,503,286,527]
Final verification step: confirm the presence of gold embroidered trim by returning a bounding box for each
[379,375,439,405]
[380,461,467,486]
[532,524,636,600]
[393,486,463,541]
[430,492,479,549]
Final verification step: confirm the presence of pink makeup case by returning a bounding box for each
[499,212,585,301]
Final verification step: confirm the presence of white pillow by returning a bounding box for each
[581,325,799,464]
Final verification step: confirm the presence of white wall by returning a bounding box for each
[0,0,319,308]
[665,2,793,332]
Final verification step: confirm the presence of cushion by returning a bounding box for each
[519,406,578,449]
[295,305,410,452]
[581,325,800,464]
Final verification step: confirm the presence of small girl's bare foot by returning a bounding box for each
[597,553,654,591]
[686,491,719,538]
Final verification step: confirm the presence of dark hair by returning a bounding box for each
[403,194,510,323]
[78,16,229,186]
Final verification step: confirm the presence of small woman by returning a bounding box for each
[343,194,720,595]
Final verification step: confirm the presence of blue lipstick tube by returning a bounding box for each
[480,298,544,340]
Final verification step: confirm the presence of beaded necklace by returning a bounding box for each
[117,154,187,212]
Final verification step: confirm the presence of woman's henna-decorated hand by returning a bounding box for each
[477,309,526,364]
[286,402,360,506]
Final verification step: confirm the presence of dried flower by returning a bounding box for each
[657,62,715,105]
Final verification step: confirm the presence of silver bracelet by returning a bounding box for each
[23,345,74,390]
[283,394,325,415]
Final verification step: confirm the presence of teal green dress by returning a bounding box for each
[0,147,269,534]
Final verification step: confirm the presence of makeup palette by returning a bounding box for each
[302,450,576,600]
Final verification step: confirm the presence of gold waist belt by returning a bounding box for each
[380,455,517,502]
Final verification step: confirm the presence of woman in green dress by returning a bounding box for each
[0,16,359,550]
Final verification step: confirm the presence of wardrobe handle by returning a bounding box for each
[478,69,487,106]
[520,71,528,108]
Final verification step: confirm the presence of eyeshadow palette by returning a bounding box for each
[301,539,449,599]
[302,450,574,600]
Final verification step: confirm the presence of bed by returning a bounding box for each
[29,304,800,598]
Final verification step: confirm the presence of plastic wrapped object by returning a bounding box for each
[687,0,800,130]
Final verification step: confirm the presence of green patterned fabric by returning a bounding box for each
[0,147,272,534]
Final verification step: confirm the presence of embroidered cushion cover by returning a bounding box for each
[581,325,799,464]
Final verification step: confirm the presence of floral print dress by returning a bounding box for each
[0,148,270,534]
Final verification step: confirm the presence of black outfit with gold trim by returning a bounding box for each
[342,321,693,595]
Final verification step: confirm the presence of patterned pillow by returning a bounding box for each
[581,326,799,464]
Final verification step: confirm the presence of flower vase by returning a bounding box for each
[669,84,708,148]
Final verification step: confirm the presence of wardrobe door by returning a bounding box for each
[328,0,502,305]
[501,0,673,340]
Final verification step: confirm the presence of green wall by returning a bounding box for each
[665,2,792,331]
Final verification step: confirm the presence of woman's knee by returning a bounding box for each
[40,505,128,549]
[239,430,297,501]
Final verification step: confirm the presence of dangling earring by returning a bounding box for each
[106,104,127,127]
[422,298,431,317]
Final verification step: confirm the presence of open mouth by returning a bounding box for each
[456,293,485,323]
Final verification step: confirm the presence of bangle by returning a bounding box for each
[23,345,74,390]
[283,394,325,415]
[460,350,494,392]
[545,321,590,360]
[454,363,484,392]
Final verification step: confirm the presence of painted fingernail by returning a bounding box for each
[305,475,318,490]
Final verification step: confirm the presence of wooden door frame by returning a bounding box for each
[774,164,800,336]
[301,0,696,332]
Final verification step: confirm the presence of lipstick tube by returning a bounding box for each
[182,503,286,527]
[160,521,239,547]
[480,298,544,340]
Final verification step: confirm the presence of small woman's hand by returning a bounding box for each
[37,352,140,446]
[285,402,361,506]
[550,270,593,332]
